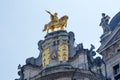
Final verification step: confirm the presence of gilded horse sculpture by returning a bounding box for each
[43,11,68,33]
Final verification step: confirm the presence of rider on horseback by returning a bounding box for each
[43,11,68,33]
[46,10,58,22]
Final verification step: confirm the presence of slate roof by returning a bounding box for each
[109,11,120,31]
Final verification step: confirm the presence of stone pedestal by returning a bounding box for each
[41,30,69,67]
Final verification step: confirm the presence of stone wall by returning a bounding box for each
[100,38,120,79]
[23,65,41,80]
[70,52,88,70]
[106,53,120,80]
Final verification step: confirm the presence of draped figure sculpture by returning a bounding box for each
[99,13,111,34]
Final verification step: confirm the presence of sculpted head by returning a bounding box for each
[54,13,58,16]
[102,13,105,17]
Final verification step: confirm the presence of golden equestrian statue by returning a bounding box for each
[43,10,69,33]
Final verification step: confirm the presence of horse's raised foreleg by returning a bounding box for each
[43,28,45,32]
[60,25,64,30]
[65,23,67,27]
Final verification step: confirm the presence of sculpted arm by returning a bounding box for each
[46,10,52,15]
[45,10,54,21]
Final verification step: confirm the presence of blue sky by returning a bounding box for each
[0,0,120,80]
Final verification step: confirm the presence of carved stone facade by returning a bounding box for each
[15,29,105,80]
[97,11,120,80]
[41,30,69,67]
[15,11,120,80]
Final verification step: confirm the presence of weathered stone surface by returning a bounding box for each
[98,12,120,80]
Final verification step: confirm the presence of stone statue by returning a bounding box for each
[88,44,96,63]
[87,44,103,75]
[94,57,103,74]
[99,13,111,34]
[43,11,68,33]
[15,64,24,80]
[88,44,96,71]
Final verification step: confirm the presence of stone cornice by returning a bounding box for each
[97,25,120,53]
[30,65,105,80]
